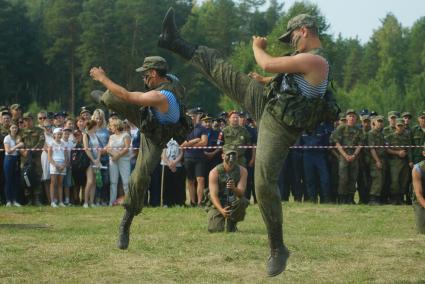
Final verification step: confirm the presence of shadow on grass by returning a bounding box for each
[0,223,52,229]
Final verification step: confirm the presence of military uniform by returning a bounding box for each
[411,114,425,164]
[331,121,363,203]
[19,113,45,204]
[159,10,338,276]
[222,124,251,167]
[206,162,249,232]
[413,160,425,234]
[367,126,387,202]
[385,120,412,204]
[357,116,371,203]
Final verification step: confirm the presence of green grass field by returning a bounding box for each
[1,203,424,283]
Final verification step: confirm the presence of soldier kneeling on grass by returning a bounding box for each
[204,144,249,233]
[412,148,425,234]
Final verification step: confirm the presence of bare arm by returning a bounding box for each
[232,166,248,197]
[115,135,131,160]
[209,168,230,218]
[90,67,168,112]
[413,169,425,208]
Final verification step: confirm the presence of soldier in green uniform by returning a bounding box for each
[401,111,413,136]
[159,9,338,276]
[383,111,399,137]
[19,112,45,205]
[367,115,386,205]
[222,111,251,167]
[206,144,249,233]
[90,56,191,250]
[9,104,23,125]
[385,118,414,204]
[412,158,425,233]
[411,111,425,164]
[330,109,363,204]
[357,114,371,203]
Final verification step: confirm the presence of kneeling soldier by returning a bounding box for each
[413,157,425,234]
[206,144,249,232]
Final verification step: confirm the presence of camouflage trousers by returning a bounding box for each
[337,156,359,195]
[413,201,425,234]
[369,160,386,197]
[101,91,162,215]
[191,46,302,244]
[207,197,249,232]
[388,158,410,196]
[22,152,43,198]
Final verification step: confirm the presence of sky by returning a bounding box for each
[281,0,424,42]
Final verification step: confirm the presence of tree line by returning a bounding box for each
[1,0,424,117]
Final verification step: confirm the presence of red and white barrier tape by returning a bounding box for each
[0,145,424,152]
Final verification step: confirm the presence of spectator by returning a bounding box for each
[48,128,68,207]
[106,119,131,206]
[80,106,92,121]
[82,120,101,208]
[10,104,23,125]
[71,129,86,204]
[161,138,185,207]
[41,119,54,203]
[92,109,110,206]
[75,115,87,132]
[3,123,24,206]
[62,128,73,205]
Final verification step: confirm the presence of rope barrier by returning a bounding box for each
[0,144,424,152]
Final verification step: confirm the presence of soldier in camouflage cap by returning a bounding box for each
[135,56,168,74]
[205,144,249,233]
[222,110,251,167]
[90,55,191,251]
[158,7,335,276]
[278,14,318,43]
[10,103,23,125]
[358,114,372,203]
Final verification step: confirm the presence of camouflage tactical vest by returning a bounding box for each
[264,48,340,132]
[139,76,193,147]
[216,163,241,206]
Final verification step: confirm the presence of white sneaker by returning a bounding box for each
[13,202,22,207]
[90,203,97,208]
[6,202,12,207]
[51,202,58,208]
[58,202,66,207]
[83,203,89,208]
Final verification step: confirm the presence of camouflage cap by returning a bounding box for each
[418,111,425,118]
[10,103,22,110]
[338,113,347,120]
[387,111,400,118]
[22,112,34,119]
[223,144,238,155]
[373,115,384,122]
[135,56,168,74]
[395,118,405,126]
[278,14,317,43]
[1,110,11,117]
[345,109,357,116]
[401,111,412,118]
[360,115,370,121]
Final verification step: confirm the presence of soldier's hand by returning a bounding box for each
[248,72,264,83]
[398,150,407,158]
[89,67,106,82]
[226,179,235,191]
[409,162,414,168]
[221,206,231,218]
[252,36,267,49]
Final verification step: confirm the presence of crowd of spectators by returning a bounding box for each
[0,103,424,208]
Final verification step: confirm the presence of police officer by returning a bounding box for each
[367,115,386,205]
[222,110,251,167]
[19,112,45,205]
[412,111,425,164]
[159,9,335,276]
[90,56,190,250]
[412,157,425,233]
[206,144,249,232]
[300,122,332,203]
[331,109,363,204]
[385,118,413,204]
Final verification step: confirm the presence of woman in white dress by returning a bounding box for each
[41,120,54,203]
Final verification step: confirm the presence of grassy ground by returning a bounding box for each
[0,203,424,283]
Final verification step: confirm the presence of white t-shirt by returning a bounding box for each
[4,135,18,156]
[50,140,66,163]
[108,132,131,160]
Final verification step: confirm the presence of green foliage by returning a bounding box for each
[0,0,423,117]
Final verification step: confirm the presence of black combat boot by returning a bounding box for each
[158,7,197,60]
[266,228,290,277]
[226,219,238,233]
[117,210,134,250]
